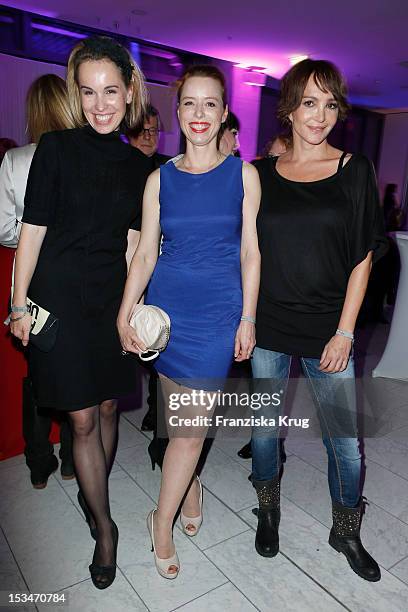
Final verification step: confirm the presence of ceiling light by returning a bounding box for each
[289,55,309,66]
[244,81,266,87]
[31,23,87,39]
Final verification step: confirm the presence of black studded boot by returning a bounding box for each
[329,499,381,582]
[252,476,280,557]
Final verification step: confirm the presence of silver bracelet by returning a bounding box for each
[241,315,256,324]
[9,312,28,322]
[11,304,28,313]
[336,328,354,342]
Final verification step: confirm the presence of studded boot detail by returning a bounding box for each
[329,499,381,581]
[252,476,280,557]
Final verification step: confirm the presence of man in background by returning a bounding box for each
[127,105,169,434]
[127,104,169,170]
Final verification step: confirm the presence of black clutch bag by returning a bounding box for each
[26,298,59,352]
[5,298,59,352]
[6,257,59,352]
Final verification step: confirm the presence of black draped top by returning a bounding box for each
[254,153,388,358]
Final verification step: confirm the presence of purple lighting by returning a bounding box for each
[31,23,87,39]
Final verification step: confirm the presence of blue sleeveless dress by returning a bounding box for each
[145,155,243,383]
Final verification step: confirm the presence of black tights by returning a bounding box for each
[69,400,118,567]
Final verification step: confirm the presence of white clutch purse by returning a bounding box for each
[129,304,171,361]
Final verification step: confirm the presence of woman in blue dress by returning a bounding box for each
[118,65,260,578]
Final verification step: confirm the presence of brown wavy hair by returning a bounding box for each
[66,36,148,129]
[278,59,350,125]
[26,74,74,143]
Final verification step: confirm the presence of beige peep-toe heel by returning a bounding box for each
[147,510,180,579]
[180,476,203,537]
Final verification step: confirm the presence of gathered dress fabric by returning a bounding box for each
[145,155,244,384]
[22,126,150,410]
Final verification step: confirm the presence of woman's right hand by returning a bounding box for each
[10,313,32,347]
[117,319,147,355]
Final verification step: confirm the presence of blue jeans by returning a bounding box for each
[251,347,361,507]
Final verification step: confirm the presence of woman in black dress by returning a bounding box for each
[251,59,387,582]
[10,36,149,589]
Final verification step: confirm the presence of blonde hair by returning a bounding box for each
[66,36,148,129]
[26,74,75,143]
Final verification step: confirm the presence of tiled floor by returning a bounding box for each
[1,321,408,611]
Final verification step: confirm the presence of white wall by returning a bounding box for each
[0,53,66,146]
[378,112,408,219]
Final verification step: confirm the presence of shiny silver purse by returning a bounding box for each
[129,304,170,361]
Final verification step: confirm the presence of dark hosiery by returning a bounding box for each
[99,399,119,474]
[69,404,117,586]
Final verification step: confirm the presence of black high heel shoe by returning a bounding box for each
[141,407,155,431]
[237,441,252,459]
[89,520,119,590]
[147,437,168,471]
[77,490,97,540]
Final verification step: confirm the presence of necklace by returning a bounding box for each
[179,152,223,174]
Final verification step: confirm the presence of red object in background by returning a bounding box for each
[0,246,59,461]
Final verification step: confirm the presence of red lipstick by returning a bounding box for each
[189,122,210,133]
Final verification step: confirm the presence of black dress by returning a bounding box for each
[255,153,388,358]
[22,125,150,410]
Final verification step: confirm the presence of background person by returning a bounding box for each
[10,36,150,589]
[127,104,170,169]
[0,74,75,488]
[361,183,402,324]
[127,104,170,454]
[264,133,292,157]
[127,104,169,436]
[219,110,240,156]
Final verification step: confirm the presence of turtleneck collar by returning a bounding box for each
[83,123,122,141]
[80,123,132,160]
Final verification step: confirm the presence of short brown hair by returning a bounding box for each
[277,59,350,125]
[176,65,227,107]
[26,74,74,143]
[66,36,148,130]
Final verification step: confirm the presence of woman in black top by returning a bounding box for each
[10,37,149,589]
[251,59,387,582]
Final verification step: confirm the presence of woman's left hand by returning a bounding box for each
[234,321,256,362]
[319,335,352,373]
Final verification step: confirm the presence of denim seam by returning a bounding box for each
[277,355,292,474]
[252,349,290,480]
[300,358,345,505]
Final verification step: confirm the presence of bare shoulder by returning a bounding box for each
[330,146,352,165]
[242,161,261,209]
[146,167,161,190]
[242,161,260,181]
